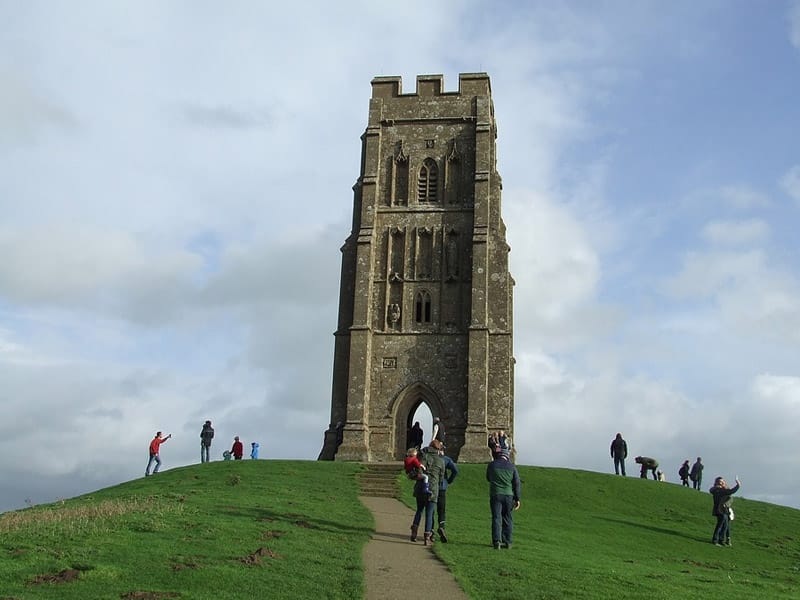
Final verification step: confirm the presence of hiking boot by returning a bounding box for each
[437,526,448,543]
[723,539,732,547]
[493,541,501,550]
[423,532,433,546]
[410,524,418,542]
[501,542,512,549]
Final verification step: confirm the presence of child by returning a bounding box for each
[250,442,260,459]
[404,447,430,495]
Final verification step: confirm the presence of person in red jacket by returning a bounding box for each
[231,436,244,460]
[145,431,172,476]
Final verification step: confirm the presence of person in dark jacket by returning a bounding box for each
[710,476,741,546]
[679,460,691,487]
[486,448,521,549]
[610,433,628,476]
[200,420,214,463]
[635,456,659,480]
[690,457,704,490]
[434,446,459,543]
[409,421,424,449]
[410,440,445,546]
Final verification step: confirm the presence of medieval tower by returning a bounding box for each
[319,72,514,463]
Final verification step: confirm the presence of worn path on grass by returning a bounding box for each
[360,496,469,600]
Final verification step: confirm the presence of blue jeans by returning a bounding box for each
[490,494,515,545]
[613,456,626,475]
[712,512,730,543]
[413,495,436,533]
[201,444,210,463]
[145,453,161,475]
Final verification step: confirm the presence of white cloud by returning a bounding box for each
[789,0,800,50]
[780,165,800,204]
[718,185,771,210]
[701,219,769,246]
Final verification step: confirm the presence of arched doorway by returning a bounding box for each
[390,381,444,460]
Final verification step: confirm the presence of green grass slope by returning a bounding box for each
[1,461,798,599]
[0,461,370,599]
[401,465,800,599]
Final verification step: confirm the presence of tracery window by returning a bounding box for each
[415,290,432,324]
[417,158,438,203]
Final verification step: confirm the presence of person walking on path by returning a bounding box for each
[710,475,741,546]
[200,420,214,463]
[679,460,691,487]
[635,456,659,480]
[486,447,521,549]
[231,436,244,460]
[610,433,628,476]
[690,457,704,490]
[435,445,459,543]
[145,431,172,476]
[410,439,445,546]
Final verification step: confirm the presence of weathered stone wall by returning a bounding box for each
[319,73,514,463]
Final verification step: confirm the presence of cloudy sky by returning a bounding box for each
[2,1,799,513]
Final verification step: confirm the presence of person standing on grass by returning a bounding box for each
[231,436,244,460]
[635,455,659,480]
[690,457,704,490]
[250,442,259,459]
[435,444,459,543]
[710,476,741,546]
[679,460,691,487]
[145,431,172,476]
[486,447,521,550]
[410,439,445,546]
[610,432,628,476]
[432,417,445,445]
[409,421,424,450]
[200,420,214,463]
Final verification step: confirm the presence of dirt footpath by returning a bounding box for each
[360,496,469,600]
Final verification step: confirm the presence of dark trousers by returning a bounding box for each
[712,512,730,543]
[613,456,626,475]
[693,477,702,490]
[436,488,447,527]
[490,494,515,545]
[640,466,657,480]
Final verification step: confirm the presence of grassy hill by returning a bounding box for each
[0,460,798,599]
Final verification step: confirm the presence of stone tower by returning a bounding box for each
[319,72,514,463]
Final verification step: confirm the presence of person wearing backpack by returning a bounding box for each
[200,420,214,463]
[679,460,691,487]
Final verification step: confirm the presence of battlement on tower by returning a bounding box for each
[371,72,491,99]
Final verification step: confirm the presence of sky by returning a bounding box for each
[1,1,799,513]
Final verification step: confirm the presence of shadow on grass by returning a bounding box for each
[596,516,707,543]
[216,505,373,536]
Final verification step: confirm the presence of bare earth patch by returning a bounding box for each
[240,546,280,565]
[28,568,80,585]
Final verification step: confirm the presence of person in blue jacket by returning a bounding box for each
[434,444,459,543]
[250,442,260,459]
